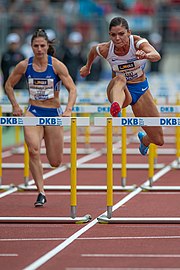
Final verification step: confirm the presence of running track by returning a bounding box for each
[0,125,180,270]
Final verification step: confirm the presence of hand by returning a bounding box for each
[80,65,90,77]
[62,108,72,117]
[135,50,147,60]
[12,105,23,116]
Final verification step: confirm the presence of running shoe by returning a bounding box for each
[110,102,121,117]
[34,193,47,207]
[138,131,149,156]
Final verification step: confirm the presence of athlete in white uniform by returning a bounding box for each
[5,29,77,206]
[80,16,164,156]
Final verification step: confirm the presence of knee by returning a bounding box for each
[152,134,164,146]
[112,74,126,86]
[49,156,62,168]
[28,145,40,158]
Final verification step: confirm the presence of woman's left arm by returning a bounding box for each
[54,58,77,116]
[135,37,161,62]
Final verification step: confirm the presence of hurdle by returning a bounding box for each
[141,98,180,191]
[95,116,180,223]
[0,116,92,223]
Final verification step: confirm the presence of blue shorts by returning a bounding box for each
[27,105,63,117]
[127,78,149,105]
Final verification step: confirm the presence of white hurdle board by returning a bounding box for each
[94,117,180,126]
[0,116,89,126]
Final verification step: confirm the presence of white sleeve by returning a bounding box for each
[136,38,148,49]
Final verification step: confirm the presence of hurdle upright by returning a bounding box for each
[0,116,92,224]
[95,116,180,224]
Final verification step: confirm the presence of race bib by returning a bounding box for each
[28,78,54,100]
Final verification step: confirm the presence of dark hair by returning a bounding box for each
[109,17,129,31]
[31,29,56,56]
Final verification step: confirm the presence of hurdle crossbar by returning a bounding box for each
[0,215,92,224]
[17,184,137,191]
[97,216,180,224]
[11,146,178,155]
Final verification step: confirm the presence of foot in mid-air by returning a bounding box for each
[138,131,149,155]
[110,102,121,117]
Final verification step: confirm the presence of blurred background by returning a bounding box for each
[0,0,180,147]
[0,0,180,95]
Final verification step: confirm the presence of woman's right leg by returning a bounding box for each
[107,75,132,116]
[24,110,44,194]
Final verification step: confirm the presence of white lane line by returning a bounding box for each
[0,238,66,241]
[22,159,177,270]
[23,184,141,270]
[142,159,178,187]
[81,236,180,240]
[23,218,98,270]
[0,253,18,256]
[66,268,179,270]
[81,254,180,258]
[2,235,180,241]
[2,150,12,158]
[0,187,18,198]
[66,268,180,270]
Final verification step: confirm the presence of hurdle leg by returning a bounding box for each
[70,117,77,218]
[15,126,21,145]
[24,142,29,186]
[83,113,90,147]
[121,108,127,187]
[106,118,113,218]
[148,143,155,187]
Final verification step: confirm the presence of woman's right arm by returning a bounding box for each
[5,60,27,116]
[80,42,109,77]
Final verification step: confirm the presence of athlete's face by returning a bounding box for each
[31,37,49,58]
[109,25,131,47]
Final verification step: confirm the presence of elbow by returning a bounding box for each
[157,53,161,61]
[151,54,161,63]
[4,81,8,95]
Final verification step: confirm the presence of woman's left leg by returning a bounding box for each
[132,90,164,148]
[44,126,64,167]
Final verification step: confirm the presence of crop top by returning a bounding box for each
[105,35,147,81]
[25,55,61,100]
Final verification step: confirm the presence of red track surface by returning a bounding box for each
[0,126,180,270]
